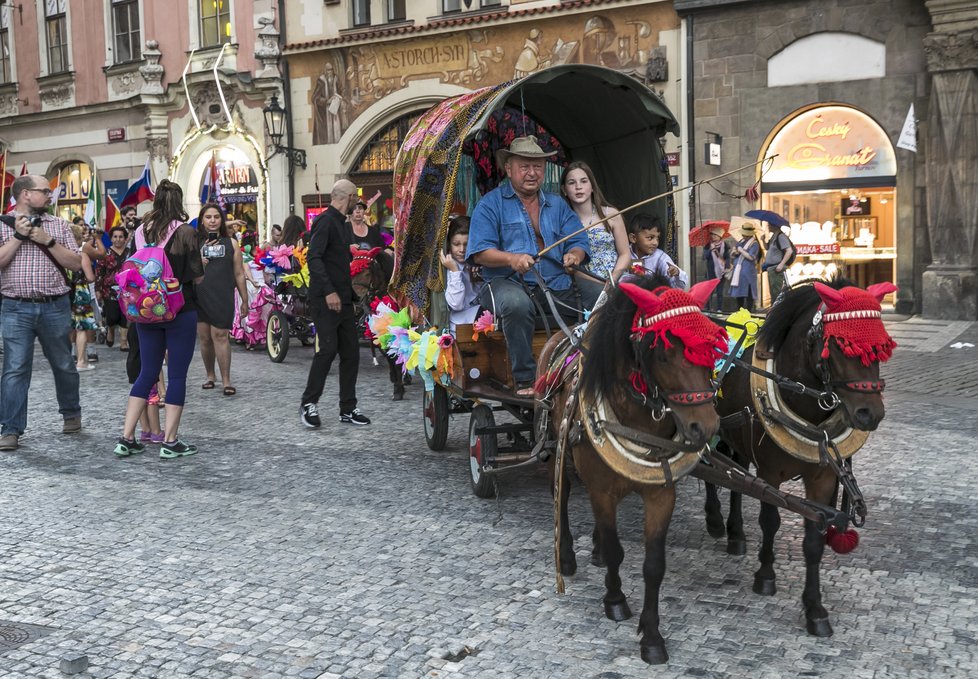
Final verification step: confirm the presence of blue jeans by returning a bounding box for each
[479,276,602,384]
[1,295,80,436]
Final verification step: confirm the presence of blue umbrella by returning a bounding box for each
[745,209,790,227]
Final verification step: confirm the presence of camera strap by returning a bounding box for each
[37,238,72,289]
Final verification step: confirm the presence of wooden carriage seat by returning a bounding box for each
[453,324,555,398]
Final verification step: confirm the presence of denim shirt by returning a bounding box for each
[465,179,589,290]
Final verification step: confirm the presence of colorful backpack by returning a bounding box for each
[116,221,185,323]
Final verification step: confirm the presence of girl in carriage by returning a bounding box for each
[438,215,484,335]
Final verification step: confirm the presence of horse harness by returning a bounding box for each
[716,302,881,527]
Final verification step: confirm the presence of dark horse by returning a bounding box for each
[351,246,406,399]
[706,277,896,637]
[539,275,727,664]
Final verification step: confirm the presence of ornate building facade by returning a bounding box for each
[281,0,686,243]
[677,0,978,318]
[0,1,286,239]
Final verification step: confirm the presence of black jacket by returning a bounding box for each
[307,205,355,304]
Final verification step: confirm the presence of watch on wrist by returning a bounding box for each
[45,238,56,248]
[14,231,30,241]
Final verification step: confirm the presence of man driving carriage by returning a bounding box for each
[466,136,602,398]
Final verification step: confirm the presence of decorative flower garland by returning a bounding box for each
[367,298,456,391]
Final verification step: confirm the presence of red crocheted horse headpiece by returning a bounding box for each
[618,279,728,368]
[814,282,898,366]
[350,246,382,278]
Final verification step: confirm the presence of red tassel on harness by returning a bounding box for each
[630,370,648,395]
[825,525,859,553]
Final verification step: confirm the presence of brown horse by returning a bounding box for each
[539,275,726,664]
[706,277,896,637]
[351,246,406,399]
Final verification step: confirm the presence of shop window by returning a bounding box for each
[55,162,93,222]
[199,0,231,48]
[111,0,141,64]
[387,0,406,22]
[352,0,370,27]
[0,9,11,84]
[351,113,421,173]
[45,0,69,74]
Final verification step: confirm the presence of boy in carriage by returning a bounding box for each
[466,136,602,398]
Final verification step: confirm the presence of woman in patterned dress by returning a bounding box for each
[95,226,131,351]
[560,161,630,282]
[69,223,98,371]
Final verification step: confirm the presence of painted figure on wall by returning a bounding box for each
[514,29,550,78]
[312,61,350,145]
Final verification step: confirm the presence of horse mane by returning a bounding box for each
[756,275,856,354]
[580,273,672,399]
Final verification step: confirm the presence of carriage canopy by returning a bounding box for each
[390,64,680,314]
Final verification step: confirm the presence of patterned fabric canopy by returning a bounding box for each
[390,84,509,315]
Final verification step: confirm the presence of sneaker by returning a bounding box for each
[340,408,371,425]
[139,431,152,443]
[150,432,165,444]
[114,437,146,457]
[300,403,321,429]
[63,416,82,434]
[160,440,198,459]
[87,350,99,363]
[0,434,18,451]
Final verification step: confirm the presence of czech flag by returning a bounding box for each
[119,160,155,209]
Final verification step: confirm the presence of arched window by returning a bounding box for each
[351,112,422,173]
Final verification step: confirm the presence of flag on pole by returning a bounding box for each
[83,170,103,228]
[48,174,62,209]
[105,193,122,230]
[199,152,224,209]
[1,150,11,209]
[119,159,155,208]
[18,162,27,176]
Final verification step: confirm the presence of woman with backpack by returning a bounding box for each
[114,180,204,460]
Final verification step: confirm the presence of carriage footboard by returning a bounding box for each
[693,451,850,534]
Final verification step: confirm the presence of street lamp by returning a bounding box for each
[262,94,307,170]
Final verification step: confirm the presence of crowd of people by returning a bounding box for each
[0,139,792,456]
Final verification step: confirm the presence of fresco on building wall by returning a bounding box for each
[299,5,678,146]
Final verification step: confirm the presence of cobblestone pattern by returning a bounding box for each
[0,340,975,678]
[883,321,978,397]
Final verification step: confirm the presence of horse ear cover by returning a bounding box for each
[813,281,899,365]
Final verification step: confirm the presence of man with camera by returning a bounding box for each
[0,175,83,451]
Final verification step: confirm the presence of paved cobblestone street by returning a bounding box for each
[1,319,976,678]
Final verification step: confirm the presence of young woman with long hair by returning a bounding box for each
[194,203,249,395]
[560,160,630,281]
[114,180,204,459]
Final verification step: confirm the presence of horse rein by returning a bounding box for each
[627,341,718,422]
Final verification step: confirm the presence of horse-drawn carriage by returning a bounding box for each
[389,64,682,496]
[387,65,897,664]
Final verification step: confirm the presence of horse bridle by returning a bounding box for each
[627,336,718,422]
[806,305,886,405]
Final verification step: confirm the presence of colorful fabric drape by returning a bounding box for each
[390,84,511,315]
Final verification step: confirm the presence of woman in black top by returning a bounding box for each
[194,203,249,395]
[115,180,204,459]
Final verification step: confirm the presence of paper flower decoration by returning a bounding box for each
[472,310,495,340]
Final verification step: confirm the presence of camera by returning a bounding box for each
[202,243,226,259]
[29,215,42,228]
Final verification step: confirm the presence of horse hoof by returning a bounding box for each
[752,576,776,596]
[560,554,577,577]
[391,390,404,401]
[807,616,834,637]
[726,539,747,556]
[590,551,606,568]
[604,600,632,622]
[640,643,668,665]
[706,517,725,539]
